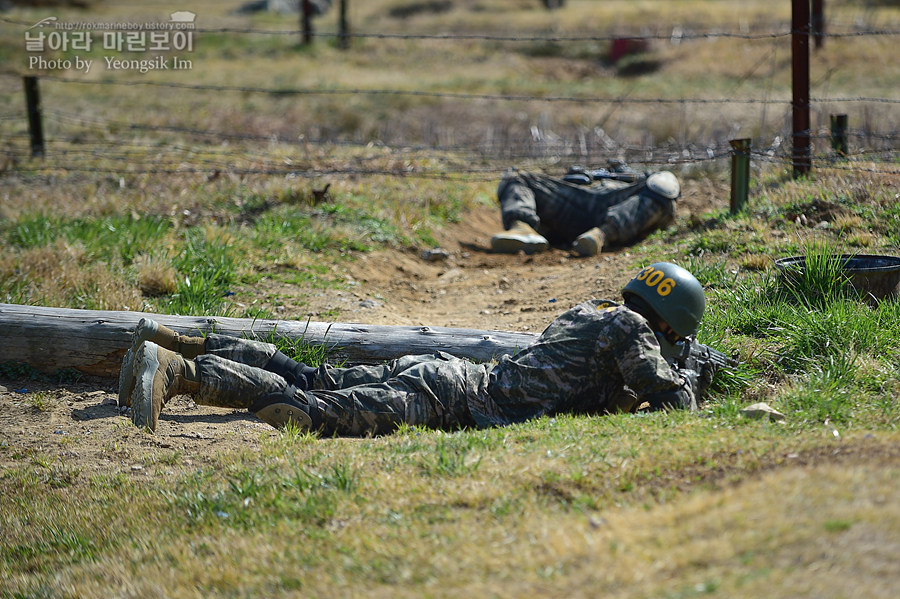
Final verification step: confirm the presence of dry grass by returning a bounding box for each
[2,416,897,598]
[7,239,142,309]
[134,252,178,296]
[3,0,896,158]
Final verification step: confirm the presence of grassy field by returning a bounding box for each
[1,1,900,597]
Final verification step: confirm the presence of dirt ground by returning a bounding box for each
[0,176,742,478]
[290,176,732,332]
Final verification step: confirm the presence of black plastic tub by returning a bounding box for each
[774,254,900,301]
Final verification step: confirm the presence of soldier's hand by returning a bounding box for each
[680,369,703,398]
[698,362,718,395]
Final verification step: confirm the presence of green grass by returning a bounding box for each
[4,214,171,262]
[263,324,333,368]
[704,243,900,429]
[4,410,896,596]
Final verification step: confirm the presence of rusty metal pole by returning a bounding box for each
[792,0,811,178]
[812,0,826,50]
[730,139,751,213]
[301,0,313,45]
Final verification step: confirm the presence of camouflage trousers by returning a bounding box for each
[191,333,283,409]
[496,168,675,245]
[190,341,487,437]
[310,352,487,436]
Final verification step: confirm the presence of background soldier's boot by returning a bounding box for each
[572,227,606,257]
[130,341,200,432]
[118,318,207,407]
[490,220,549,254]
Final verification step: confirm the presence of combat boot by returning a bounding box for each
[189,353,323,432]
[250,390,321,431]
[572,227,606,257]
[132,318,206,358]
[264,350,318,390]
[118,318,206,407]
[130,341,200,432]
[490,220,549,254]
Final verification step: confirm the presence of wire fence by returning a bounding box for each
[1,13,898,181]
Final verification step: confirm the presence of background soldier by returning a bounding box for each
[490,164,681,257]
[123,263,712,436]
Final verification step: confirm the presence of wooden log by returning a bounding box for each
[0,303,539,378]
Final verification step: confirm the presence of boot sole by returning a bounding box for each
[117,347,135,408]
[254,402,313,431]
[490,235,548,255]
[135,318,159,341]
[131,342,160,432]
[573,237,600,257]
[117,319,161,408]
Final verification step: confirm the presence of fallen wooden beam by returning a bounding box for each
[0,303,539,378]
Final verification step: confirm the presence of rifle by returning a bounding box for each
[671,338,738,372]
[667,337,738,398]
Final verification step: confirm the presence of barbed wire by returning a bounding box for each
[5,163,504,181]
[3,108,892,173]
[2,15,897,183]
[8,153,898,181]
[188,28,797,41]
[27,109,785,167]
[33,107,900,145]
[751,153,900,176]
[30,75,793,104]
[35,108,900,152]
[3,74,888,106]
[2,15,898,41]
[6,118,897,180]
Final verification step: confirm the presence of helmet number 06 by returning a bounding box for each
[636,266,676,297]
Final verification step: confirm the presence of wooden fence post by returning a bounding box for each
[301,0,313,45]
[830,114,848,157]
[812,0,826,50]
[23,76,45,158]
[338,0,349,50]
[730,139,751,213]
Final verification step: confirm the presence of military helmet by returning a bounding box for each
[621,262,705,337]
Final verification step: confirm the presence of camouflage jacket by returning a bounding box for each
[468,299,694,426]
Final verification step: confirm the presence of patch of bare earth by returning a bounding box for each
[282,176,731,331]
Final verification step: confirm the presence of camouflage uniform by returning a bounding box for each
[192,334,281,409]
[187,300,693,436]
[478,299,693,425]
[497,168,676,247]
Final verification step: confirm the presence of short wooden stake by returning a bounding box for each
[730,138,751,213]
[830,114,848,157]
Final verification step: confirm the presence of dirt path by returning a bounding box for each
[330,206,635,332]
[297,174,731,332]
